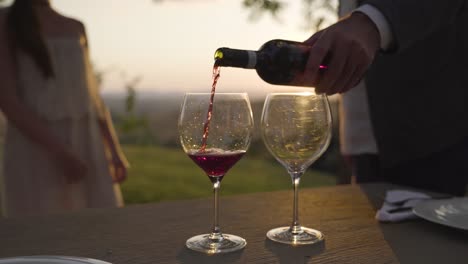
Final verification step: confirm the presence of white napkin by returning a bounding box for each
[376,190,431,222]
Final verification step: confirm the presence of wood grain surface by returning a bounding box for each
[0,184,464,264]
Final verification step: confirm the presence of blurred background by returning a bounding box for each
[0,0,350,205]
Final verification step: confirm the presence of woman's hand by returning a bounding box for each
[110,155,129,183]
[57,150,88,184]
[96,109,130,184]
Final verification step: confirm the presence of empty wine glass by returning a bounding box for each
[179,92,254,254]
[261,92,332,245]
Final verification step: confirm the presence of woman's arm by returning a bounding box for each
[79,22,129,183]
[98,109,130,183]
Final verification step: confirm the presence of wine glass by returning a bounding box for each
[261,92,332,245]
[178,92,254,254]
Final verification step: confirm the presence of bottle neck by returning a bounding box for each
[214,48,257,69]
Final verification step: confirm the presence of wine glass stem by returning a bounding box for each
[291,173,303,234]
[210,178,222,241]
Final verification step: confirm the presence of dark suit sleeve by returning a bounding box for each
[363,0,467,52]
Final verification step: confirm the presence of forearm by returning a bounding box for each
[98,109,128,166]
[363,0,466,52]
[1,100,71,159]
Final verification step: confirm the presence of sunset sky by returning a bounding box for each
[1,0,338,99]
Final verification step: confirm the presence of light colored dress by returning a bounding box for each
[1,35,123,217]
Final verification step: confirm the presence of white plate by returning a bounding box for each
[413,197,468,230]
[0,256,111,264]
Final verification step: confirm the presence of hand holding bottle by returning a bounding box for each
[214,12,380,94]
[302,12,381,95]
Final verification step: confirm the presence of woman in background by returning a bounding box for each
[0,0,129,217]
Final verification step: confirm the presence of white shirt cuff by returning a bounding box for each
[354,4,393,51]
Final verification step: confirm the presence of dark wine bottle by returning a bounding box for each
[214,39,327,87]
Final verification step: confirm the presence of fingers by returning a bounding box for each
[58,150,88,184]
[300,12,380,95]
[336,64,360,94]
[306,39,373,94]
[328,47,366,94]
[110,158,128,183]
[340,62,366,93]
[113,164,127,183]
[66,169,86,184]
[66,175,77,184]
[64,159,87,184]
[336,47,372,94]
[302,32,331,90]
[317,43,350,95]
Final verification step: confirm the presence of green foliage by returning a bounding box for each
[124,84,137,114]
[301,0,338,30]
[120,144,336,204]
[114,114,155,145]
[118,115,147,134]
[242,0,338,31]
[242,0,284,20]
[113,76,157,145]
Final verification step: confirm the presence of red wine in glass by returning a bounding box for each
[179,92,253,254]
[188,149,246,183]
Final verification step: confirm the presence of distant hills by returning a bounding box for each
[101,91,340,146]
[0,92,339,147]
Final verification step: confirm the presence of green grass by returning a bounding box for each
[121,145,336,204]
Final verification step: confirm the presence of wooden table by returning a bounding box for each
[0,183,467,264]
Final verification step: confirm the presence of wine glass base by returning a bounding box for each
[186,234,247,254]
[266,226,324,245]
